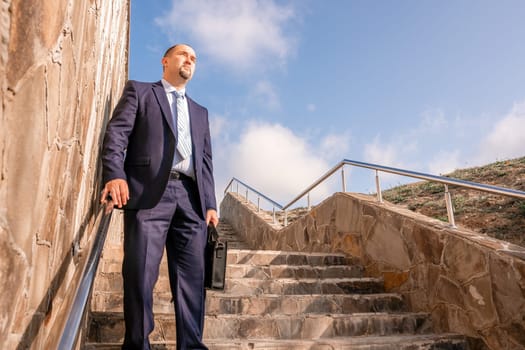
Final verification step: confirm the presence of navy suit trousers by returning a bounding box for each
[121,176,208,350]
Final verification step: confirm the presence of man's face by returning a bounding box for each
[163,44,197,82]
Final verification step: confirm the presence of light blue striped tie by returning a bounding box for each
[173,91,191,159]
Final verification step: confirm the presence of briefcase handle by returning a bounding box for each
[207,224,219,243]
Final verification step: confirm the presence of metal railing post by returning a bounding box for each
[307,192,311,211]
[245,189,248,202]
[257,197,261,212]
[341,165,346,192]
[444,184,456,228]
[284,210,288,226]
[272,207,276,223]
[375,170,383,203]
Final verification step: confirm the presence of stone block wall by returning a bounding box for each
[221,192,525,349]
[0,0,129,348]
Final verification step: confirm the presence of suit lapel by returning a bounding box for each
[152,81,177,137]
[152,85,203,169]
[187,96,203,167]
[188,97,202,140]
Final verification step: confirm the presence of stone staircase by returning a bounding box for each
[85,220,469,349]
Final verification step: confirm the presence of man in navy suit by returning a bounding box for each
[101,43,218,350]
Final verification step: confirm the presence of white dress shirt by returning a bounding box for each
[161,79,194,179]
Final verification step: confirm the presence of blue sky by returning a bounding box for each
[129,0,525,207]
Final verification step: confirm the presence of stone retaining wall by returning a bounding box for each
[220,192,525,349]
[0,1,129,348]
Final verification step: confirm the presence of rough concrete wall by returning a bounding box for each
[221,192,525,349]
[0,0,129,348]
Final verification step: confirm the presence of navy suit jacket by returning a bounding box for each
[101,80,217,218]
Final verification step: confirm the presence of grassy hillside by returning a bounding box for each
[382,157,525,247]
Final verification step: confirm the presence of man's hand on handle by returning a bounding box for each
[100,178,129,214]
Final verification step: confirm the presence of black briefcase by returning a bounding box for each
[204,224,227,290]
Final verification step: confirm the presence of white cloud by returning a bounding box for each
[476,101,525,163]
[363,135,410,167]
[231,123,330,202]
[417,108,448,134]
[359,136,409,190]
[155,0,298,72]
[362,108,468,178]
[320,133,351,157]
[210,96,525,209]
[251,81,281,110]
[307,104,316,112]
[212,120,338,208]
[359,100,525,191]
[209,114,228,141]
[427,150,462,175]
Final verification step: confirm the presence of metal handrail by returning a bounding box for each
[282,161,348,211]
[225,158,525,227]
[341,159,525,197]
[58,207,113,350]
[224,177,284,209]
[224,177,284,222]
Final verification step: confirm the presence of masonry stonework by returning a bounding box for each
[221,192,525,349]
[0,0,129,348]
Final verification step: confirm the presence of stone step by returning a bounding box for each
[85,334,468,350]
[92,264,378,294]
[202,334,469,350]
[95,261,364,283]
[88,221,468,350]
[226,249,356,266]
[205,293,407,316]
[215,227,250,249]
[226,263,364,279]
[92,292,406,315]
[224,277,384,296]
[97,249,356,268]
[87,312,434,343]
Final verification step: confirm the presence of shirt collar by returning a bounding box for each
[161,79,186,97]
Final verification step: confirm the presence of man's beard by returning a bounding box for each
[179,66,192,80]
